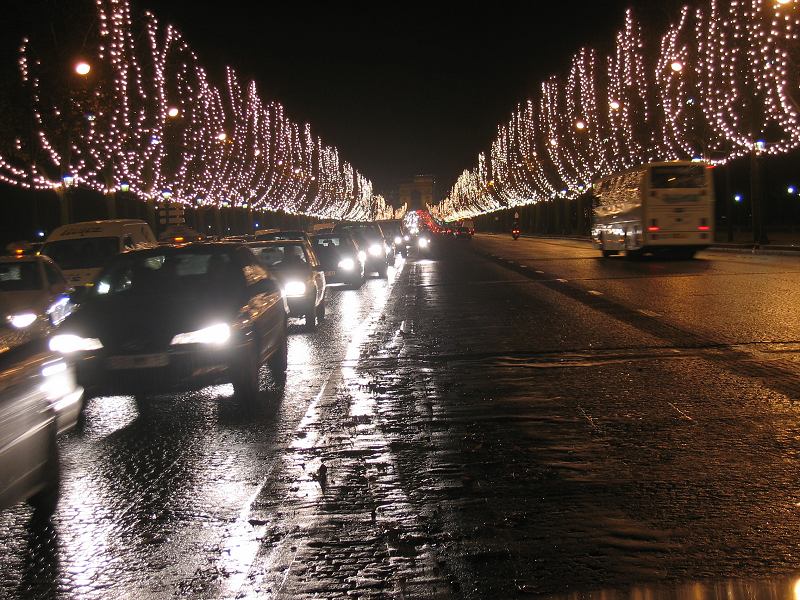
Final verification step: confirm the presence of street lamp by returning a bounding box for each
[670,60,684,72]
[167,107,180,118]
[788,186,796,195]
[609,100,621,111]
[575,120,586,131]
[74,61,91,76]
[734,194,743,203]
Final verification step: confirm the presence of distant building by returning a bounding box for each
[398,175,436,211]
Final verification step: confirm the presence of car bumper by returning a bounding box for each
[75,343,249,396]
[285,294,315,316]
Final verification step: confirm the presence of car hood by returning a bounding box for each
[0,291,48,316]
[62,291,239,352]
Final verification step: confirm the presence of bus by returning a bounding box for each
[591,161,714,259]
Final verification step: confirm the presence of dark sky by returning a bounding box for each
[2,0,689,195]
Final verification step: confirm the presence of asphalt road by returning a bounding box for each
[2,236,800,599]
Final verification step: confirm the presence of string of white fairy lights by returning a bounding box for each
[434,0,800,222]
[0,0,396,222]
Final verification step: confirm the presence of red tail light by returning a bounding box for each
[647,226,660,232]
[698,226,710,231]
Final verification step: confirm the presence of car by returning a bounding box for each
[41,219,157,287]
[254,230,310,243]
[454,226,472,239]
[0,341,84,518]
[49,243,288,405]
[310,232,366,288]
[377,220,410,257]
[0,254,73,339]
[247,240,327,329]
[335,225,390,277]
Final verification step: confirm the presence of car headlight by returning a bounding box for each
[283,281,307,297]
[337,258,355,271]
[368,243,384,257]
[418,237,429,248]
[394,236,402,245]
[49,334,103,354]
[403,235,410,241]
[170,323,230,345]
[8,312,37,329]
[357,251,367,263]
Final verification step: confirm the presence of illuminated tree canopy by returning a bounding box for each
[435,0,800,222]
[0,0,395,221]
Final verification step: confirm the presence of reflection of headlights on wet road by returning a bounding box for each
[418,237,430,248]
[49,333,103,354]
[358,251,367,263]
[283,280,307,297]
[8,312,37,329]
[368,244,384,257]
[171,323,231,345]
[338,258,355,271]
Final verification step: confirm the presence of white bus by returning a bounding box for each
[591,161,714,259]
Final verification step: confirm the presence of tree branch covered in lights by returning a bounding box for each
[0,0,394,221]
[435,0,800,222]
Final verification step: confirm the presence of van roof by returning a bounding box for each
[45,219,151,241]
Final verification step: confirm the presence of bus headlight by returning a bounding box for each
[418,237,429,248]
[368,244,384,257]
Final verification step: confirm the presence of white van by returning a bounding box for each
[41,219,156,286]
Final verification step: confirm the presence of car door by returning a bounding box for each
[237,248,285,361]
[304,241,325,305]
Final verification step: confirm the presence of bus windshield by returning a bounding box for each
[650,165,706,189]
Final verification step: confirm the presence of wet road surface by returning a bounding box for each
[2,236,800,599]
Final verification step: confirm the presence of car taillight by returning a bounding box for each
[698,226,710,231]
[647,226,660,232]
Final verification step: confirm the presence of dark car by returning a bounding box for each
[254,230,310,243]
[377,220,410,257]
[48,243,288,405]
[454,226,472,239]
[336,226,390,277]
[248,240,326,329]
[310,232,366,288]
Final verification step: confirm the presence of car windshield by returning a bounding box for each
[0,262,41,291]
[42,237,119,270]
[250,244,308,268]
[312,236,351,253]
[95,250,242,296]
[650,165,706,189]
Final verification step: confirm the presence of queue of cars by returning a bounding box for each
[0,217,414,519]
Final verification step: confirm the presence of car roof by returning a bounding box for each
[247,239,305,247]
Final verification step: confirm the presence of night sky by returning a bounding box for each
[2,0,690,195]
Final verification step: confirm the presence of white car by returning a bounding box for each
[0,254,72,339]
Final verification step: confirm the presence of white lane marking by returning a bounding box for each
[668,402,694,421]
[556,278,568,283]
[637,309,661,318]
[587,290,603,296]
[535,270,545,274]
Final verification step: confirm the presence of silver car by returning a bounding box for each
[0,345,83,517]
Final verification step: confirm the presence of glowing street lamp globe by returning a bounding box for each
[74,61,91,76]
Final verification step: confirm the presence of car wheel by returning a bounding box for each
[267,329,288,377]
[233,343,260,404]
[316,299,326,321]
[28,422,60,518]
[305,309,317,330]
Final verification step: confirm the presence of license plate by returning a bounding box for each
[325,271,335,277]
[108,353,169,369]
